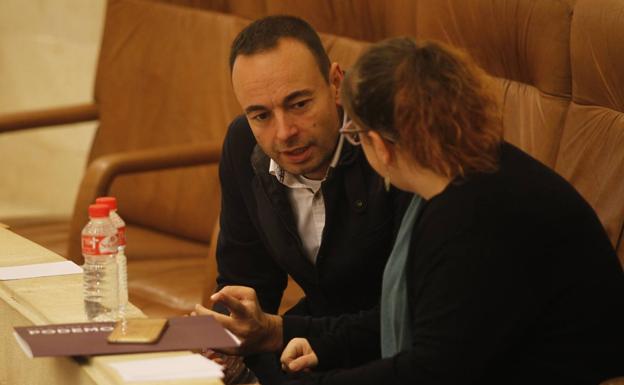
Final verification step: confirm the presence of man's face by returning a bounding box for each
[232,38,342,180]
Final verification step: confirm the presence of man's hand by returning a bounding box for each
[193,286,283,355]
[280,338,318,373]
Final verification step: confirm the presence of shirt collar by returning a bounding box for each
[269,134,344,188]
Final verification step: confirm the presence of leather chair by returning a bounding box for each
[555,0,624,264]
[0,0,248,316]
[161,0,418,42]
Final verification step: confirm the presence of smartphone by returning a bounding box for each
[107,318,168,344]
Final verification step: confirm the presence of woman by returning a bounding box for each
[275,38,624,384]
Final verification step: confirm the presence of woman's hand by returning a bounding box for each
[280,338,319,373]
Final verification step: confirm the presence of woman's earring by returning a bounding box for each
[384,175,391,192]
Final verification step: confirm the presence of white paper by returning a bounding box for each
[0,261,82,280]
[108,354,223,382]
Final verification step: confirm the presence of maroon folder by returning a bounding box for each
[13,315,239,358]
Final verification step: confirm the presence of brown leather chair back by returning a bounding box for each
[555,0,624,263]
[67,0,249,261]
[159,0,416,41]
[411,0,574,168]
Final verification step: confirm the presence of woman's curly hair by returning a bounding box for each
[342,38,502,179]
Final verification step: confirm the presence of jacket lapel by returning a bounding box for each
[250,145,317,284]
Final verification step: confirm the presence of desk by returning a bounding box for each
[0,227,222,385]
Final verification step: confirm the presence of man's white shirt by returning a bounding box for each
[269,135,344,264]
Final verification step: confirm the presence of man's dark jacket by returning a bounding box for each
[216,115,408,317]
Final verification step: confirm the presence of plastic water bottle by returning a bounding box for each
[95,196,128,318]
[82,204,119,321]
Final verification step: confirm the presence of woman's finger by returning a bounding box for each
[287,353,318,372]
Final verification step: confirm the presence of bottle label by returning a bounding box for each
[117,226,126,247]
[82,234,118,255]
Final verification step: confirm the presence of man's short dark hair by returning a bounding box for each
[229,15,331,82]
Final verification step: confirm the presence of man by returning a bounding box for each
[196,15,407,383]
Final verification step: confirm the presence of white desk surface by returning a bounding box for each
[0,227,222,385]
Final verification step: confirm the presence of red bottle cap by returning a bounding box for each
[88,204,111,218]
[95,196,117,210]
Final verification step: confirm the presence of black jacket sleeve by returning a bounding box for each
[215,117,287,314]
[283,230,535,385]
[283,306,380,370]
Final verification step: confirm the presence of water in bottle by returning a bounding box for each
[95,196,128,318]
[82,204,119,321]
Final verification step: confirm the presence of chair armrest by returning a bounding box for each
[66,141,222,264]
[0,103,98,133]
[202,219,221,308]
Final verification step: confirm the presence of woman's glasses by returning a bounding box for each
[339,120,369,146]
[339,119,396,146]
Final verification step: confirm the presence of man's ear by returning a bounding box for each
[367,131,394,167]
[329,63,343,104]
